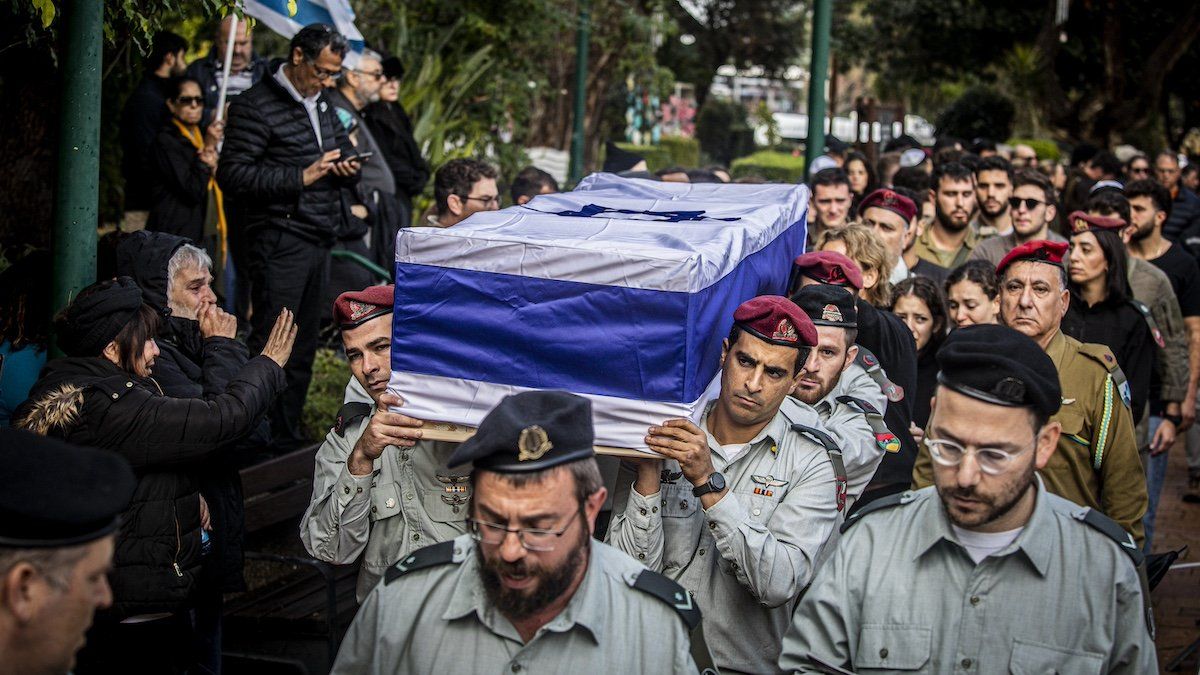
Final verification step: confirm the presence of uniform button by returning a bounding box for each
[356,487,363,494]
[709,521,717,530]
[111,393,119,400]
[679,500,689,510]
[639,507,647,516]
[752,508,761,516]
[385,498,396,509]
[511,664,521,673]
[652,506,658,513]
[961,658,972,668]
[661,499,667,508]
[698,549,706,556]
[412,533,421,541]
[879,648,888,659]
[371,506,377,513]
[401,452,409,461]
[638,553,645,560]
[343,486,351,494]
[404,492,414,501]
[125,381,133,388]
[969,596,980,606]
[452,505,460,514]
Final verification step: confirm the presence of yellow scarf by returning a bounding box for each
[172,119,228,267]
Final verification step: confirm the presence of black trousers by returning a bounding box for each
[246,228,330,446]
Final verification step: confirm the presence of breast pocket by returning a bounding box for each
[853,625,931,671]
[1008,639,1104,675]
[659,483,702,568]
[733,489,781,524]
[369,483,402,523]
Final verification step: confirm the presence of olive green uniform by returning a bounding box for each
[912,225,983,270]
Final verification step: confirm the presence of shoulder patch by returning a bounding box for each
[1076,509,1144,567]
[1128,299,1165,348]
[840,491,913,533]
[836,395,899,453]
[384,540,460,585]
[1076,342,1121,374]
[631,569,701,630]
[333,401,373,437]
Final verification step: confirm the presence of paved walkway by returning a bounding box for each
[1150,445,1200,672]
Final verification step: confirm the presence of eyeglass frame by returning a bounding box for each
[305,57,343,82]
[351,68,386,81]
[1007,196,1048,212]
[466,509,583,552]
[461,193,502,207]
[172,96,205,108]
[926,435,1036,476]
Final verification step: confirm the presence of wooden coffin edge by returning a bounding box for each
[419,421,655,459]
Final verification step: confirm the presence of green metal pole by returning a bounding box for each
[52,0,102,321]
[568,0,590,185]
[804,0,833,177]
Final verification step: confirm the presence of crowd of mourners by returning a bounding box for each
[2,16,1200,675]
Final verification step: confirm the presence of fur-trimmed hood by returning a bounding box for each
[13,357,127,436]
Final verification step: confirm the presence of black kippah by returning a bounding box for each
[936,324,1061,418]
[449,391,595,472]
[55,277,145,357]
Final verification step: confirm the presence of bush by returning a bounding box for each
[935,87,1015,143]
[659,135,701,168]
[731,151,806,183]
[612,142,673,172]
[303,348,348,442]
[696,100,756,166]
[1006,137,1062,162]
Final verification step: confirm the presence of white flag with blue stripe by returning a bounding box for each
[240,0,366,66]
[388,174,809,451]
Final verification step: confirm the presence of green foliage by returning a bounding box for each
[696,99,755,166]
[612,143,672,172]
[731,151,805,183]
[1006,138,1061,163]
[302,348,347,442]
[659,136,700,168]
[753,101,780,149]
[935,87,1015,142]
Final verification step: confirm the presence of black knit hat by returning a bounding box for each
[55,277,145,357]
[936,324,1061,419]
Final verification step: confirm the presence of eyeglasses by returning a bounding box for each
[927,436,1034,475]
[1008,196,1047,211]
[354,69,385,81]
[467,511,580,552]
[307,59,343,81]
[463,194,501,207]
[1129,167,1150,175]
[174,96,204,107]
[1014,155,1037,162]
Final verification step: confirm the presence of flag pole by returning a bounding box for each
[214,14,239,122]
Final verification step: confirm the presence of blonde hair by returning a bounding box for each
[816,222,895,307]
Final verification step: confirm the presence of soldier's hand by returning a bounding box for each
[1150,418,1177,456]
[625,457,663,497]
[1181,395,1196,431]
[909,422,925,445]
[349,393,424,475]
[646,419,714,487]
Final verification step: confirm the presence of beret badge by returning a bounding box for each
[518,425,554,462]
[772,318,798,343]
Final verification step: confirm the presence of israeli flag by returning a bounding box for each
[389,175,809,451]
[241,0,367,67]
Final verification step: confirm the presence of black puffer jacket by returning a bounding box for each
[14,355,284,618]
[216,60,357,247]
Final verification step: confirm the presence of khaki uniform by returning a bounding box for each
[331,535,699,674]
[967,229,1069,268]
[300,404,471,600]
[1128,257,1188,405]
[913,330,1148,545]
[912,225,983,270]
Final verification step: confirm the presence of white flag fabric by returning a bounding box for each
[240,0,367,67]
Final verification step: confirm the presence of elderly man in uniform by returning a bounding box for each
[912,240,1149,545]
[331,391,705,673]
[607,296,839,673]
[0,429,136,675]
[781,325,1156,673]
[301,285,470,601]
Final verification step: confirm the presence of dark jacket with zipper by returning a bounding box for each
[216,60,357,247]
[13,355,284,619]
[147,125,213,244]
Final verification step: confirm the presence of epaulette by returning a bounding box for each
[332,401,373,437]
[1076,342,1132,411]
[91,375,141,401]
[1128,299,1165,348]
[792,423,848,512]
[839,491,914,533]
[855,347,904,403]
[837,395,900,454]
[631,569,701,631]
[383,540,460,585]
[1075,509,1144,567]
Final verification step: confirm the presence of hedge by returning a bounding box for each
[731,151,806,183]
[660,136,701,168]
[1006,138,1062,163]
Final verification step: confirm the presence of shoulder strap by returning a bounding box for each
[835,394,881,416]
[383,540,460,585]
[840,491,911,533]
[1075,342,1131,413]
[90,374,140,401]
[631,569,701,631]
[1077,508,1144,567]
[854,347,904,403]
[333,401,373,437]
[791,423,848,512]
[836,395,900,453]
[1128,299,1165,348]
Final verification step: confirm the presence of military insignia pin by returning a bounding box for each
[518,425,553,462]
[876,432,901,453]
[772,318,798,343]
[820,303,843,323]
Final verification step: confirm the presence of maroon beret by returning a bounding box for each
[857,188,917,223]
[733,295,818,348]
[791,251,864,290]
[1068,210,1127,235]
[995,240,1069,277]
[332,284,395,330]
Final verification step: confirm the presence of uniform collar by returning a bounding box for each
[443,538,605,645]
[912,474,1054,576]
[700,401,788,461]
[1043,328,1068,367]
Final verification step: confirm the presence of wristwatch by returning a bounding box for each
[692,472,727,498]
[1163,413,1183,427]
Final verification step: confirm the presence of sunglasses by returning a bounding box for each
[1008,197,1047,211]
[174,96,204,107]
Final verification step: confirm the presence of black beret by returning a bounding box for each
[935,324,1061,418]
[55,277,145,357]
[0,429,136,547]
[791,283,858,328]
[449,391,595,472]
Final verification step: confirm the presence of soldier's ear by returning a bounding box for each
[842,344,859,372]
[1034,420,1061,470]
[583,486,608,531]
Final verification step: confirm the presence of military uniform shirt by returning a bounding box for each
[330,535,698,674]
[300,408,471,600]
[778,480,1156,674]
[607,400,838,674]
[819,361,889,505]
[914,329,1148,545]
[968,229,1068,268]
[913,225,982,270]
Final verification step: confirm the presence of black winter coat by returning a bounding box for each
[120,74,175,210]
[1167,187,1200,257]
[147,125,213,244]
[13,356,284,618]
[856,299,919,488]
[363,100,429,203]
[216,61,357,247]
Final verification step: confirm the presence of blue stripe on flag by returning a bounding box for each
[251,0,336,27]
